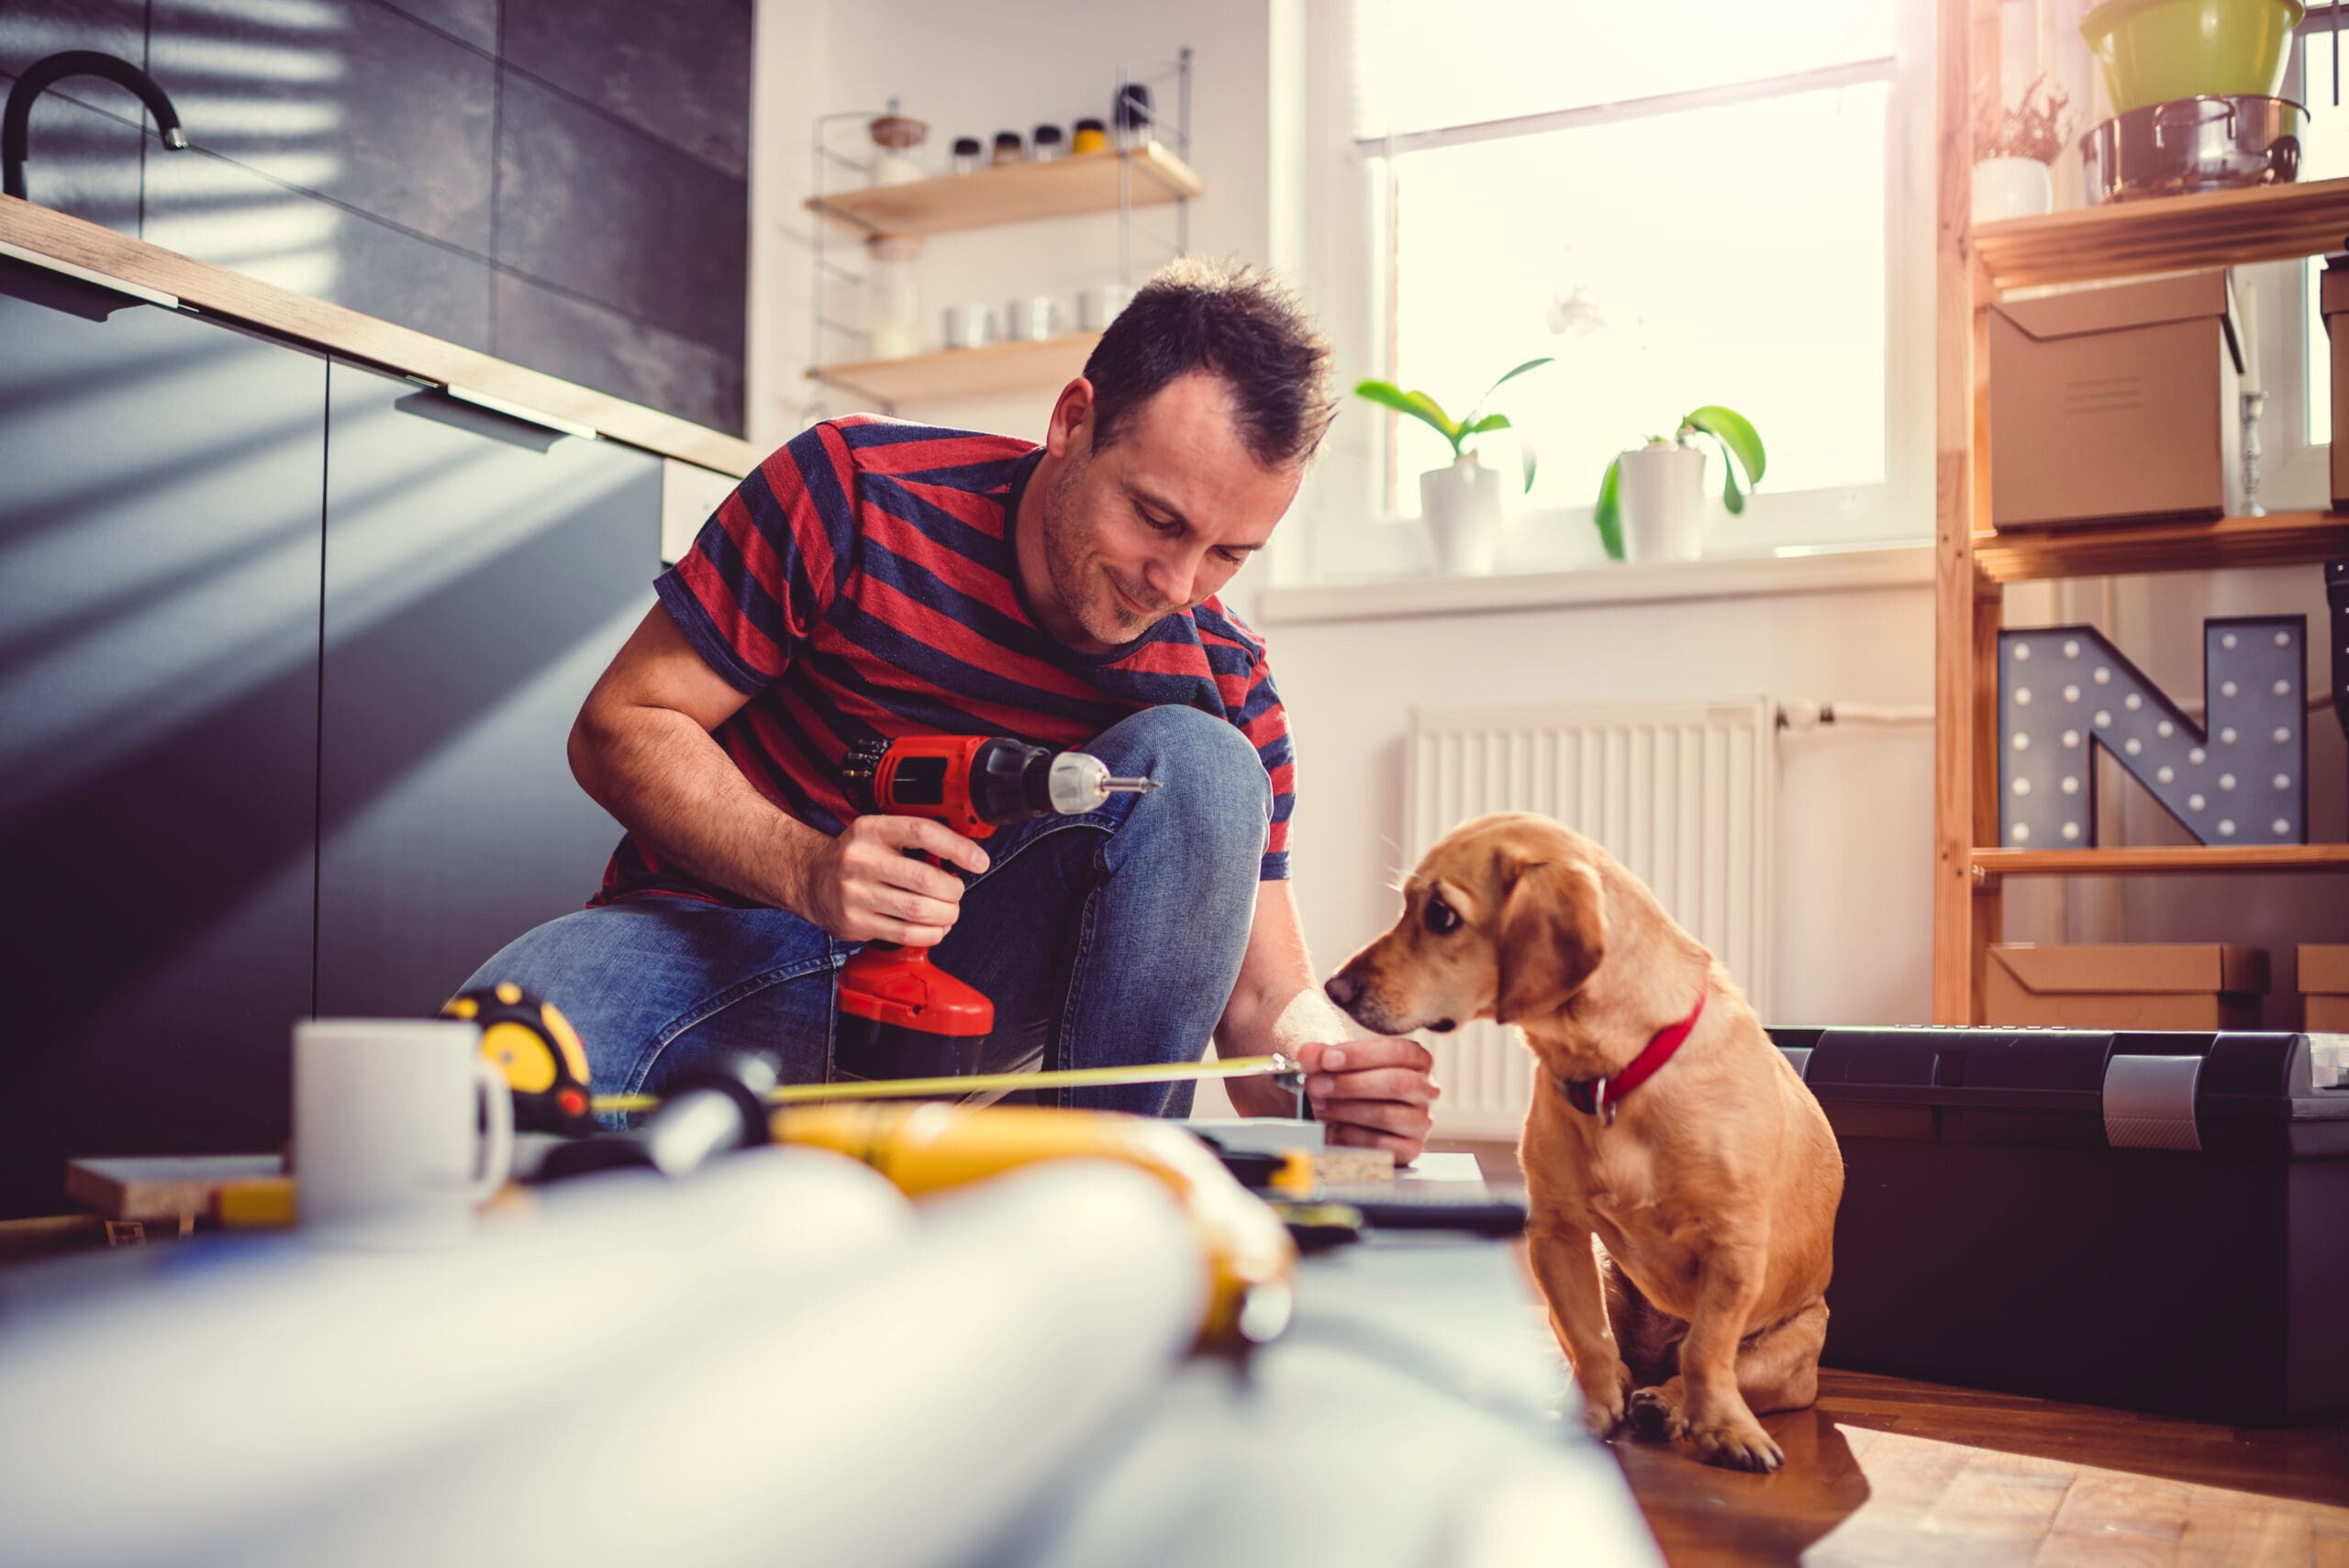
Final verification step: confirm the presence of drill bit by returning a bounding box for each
[1101,776,1157,795]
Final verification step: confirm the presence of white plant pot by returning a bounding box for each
[1615,443,1707,563]
[1971,156,2054,226]
[1420,458,1506,575]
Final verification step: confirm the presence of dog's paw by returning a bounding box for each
[1626,1386,1683,1442]
[1687,1413,1783,1473]
[1574,1365,1632,1438]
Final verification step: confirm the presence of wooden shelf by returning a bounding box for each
[809,332,1098,405]
[1973,176,2349,292]
[1972,510,2349,584]
[1974,844,2349,877]
[807,144,1205,239]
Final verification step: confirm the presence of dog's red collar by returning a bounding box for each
[1557,987,1706,1125]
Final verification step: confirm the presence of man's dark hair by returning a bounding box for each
[1083,259,1337,469]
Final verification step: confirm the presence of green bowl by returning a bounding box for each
[2081,0,2306,114]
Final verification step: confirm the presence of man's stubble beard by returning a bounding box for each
[1040,458,1152,646]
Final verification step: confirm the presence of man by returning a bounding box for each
[462,261,1437,1159]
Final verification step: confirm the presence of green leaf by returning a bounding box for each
[1459,413,1510,436]
[1683,405,1765,488]
[1481,356,1553,401]
[1593,455,1623,562]
[1521,442,1538,495]
[1354,379,1459,448]
[1720,441,1747,515]
[1459,357,1553,429]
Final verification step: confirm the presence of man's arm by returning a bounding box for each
[568,605,984,942]
[1214,880,1438,1161]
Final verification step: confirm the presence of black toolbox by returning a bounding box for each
[1770,1025,2349,1424]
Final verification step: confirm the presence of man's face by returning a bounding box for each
[1032,373,1300,651]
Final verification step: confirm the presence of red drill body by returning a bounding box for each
[833,736,1154,1082]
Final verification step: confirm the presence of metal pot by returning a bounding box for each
[2080,94,2302,205]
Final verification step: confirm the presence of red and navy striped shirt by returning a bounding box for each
[596,416,1296,906]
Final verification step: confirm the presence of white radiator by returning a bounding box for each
[1406,698,1777,1140]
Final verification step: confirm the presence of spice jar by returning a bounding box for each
[990,130,1026,166]
[950,136,982,175]
[1112,83,1152,149]
[1031,124,1065,162]
[868,111,928,187]
[1071,117,1107,155]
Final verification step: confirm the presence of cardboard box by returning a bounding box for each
[2321,263,2349,512]
[2302,944,2349,1033]
[1983,942,2267,1029]
[1987,272,2243,530]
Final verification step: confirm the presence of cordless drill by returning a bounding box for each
[834,735,1157,1083]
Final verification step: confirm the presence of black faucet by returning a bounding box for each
[3,50,188,203]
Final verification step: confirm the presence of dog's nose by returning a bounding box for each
[1324,973,1360,1009]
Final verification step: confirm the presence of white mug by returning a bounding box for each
[941,302,998,350]
[294,1018,514,1249]
[1004,294,1059,341]
[1076,284,1132,332]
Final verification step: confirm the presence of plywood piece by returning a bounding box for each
[808,143,1204,239]
[66,1154,281,1220]
[811,333,1098,406]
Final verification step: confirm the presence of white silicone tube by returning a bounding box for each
[0,1147,917,1565]
[212,1160,1206,1568]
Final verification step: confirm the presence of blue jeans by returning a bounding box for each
[460,706,1271,1118]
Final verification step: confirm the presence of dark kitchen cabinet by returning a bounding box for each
[315,361,660,1018]
[0,259,326,1215]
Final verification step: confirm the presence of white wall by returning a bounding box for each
[748,0,1278,453]
[1259,582,1942,1026]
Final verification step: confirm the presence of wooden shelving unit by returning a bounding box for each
[1932,0,2349,1022]
[1972,511,2349,584]
[807,332,1099,405]
[1973,176,2349,291]
[1974,845,2349,877]
[806,143,1205,239]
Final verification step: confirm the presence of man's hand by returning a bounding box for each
[1294,1036,1438,1164]
[790,816,989,945]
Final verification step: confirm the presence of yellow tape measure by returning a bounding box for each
[589,1052,1299,1117]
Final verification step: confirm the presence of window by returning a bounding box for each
[1301,1,1936,579]
[2220,21,2343,516]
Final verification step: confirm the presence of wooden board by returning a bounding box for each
[1974,175,2349,292]
[1615,1367,2349,1568]
[1974,844,2349,877]
[0,195,761,477]
[811,333,1098,406]
[66,1154,281,1221]
[807,144,1204,239]
[1973,510,2349,584]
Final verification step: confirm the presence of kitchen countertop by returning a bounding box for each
[1,194,763,479]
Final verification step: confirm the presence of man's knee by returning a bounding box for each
[1090,706,1271,860]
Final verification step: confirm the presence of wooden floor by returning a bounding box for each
[1429,1142,2349,1565]
[1611,1369,2349,1567]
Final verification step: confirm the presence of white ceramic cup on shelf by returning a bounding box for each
[1076,284,1132,331]
[942,302,999,350]
[293,1018,513,1250]
[1004,294,1059,340]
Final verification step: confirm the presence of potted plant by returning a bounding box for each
[1355,358,1550,574]
[1974,72,2072,225]
[1591,406,1766,563]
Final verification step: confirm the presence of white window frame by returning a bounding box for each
[1277,2,1940,589]
[2232,24,2343,516]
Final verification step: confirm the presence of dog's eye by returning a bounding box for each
[1423,897,1461,935]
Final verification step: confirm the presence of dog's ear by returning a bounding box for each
[1494,859,1607,1024]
